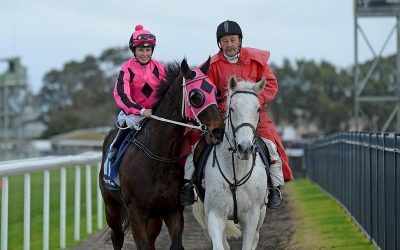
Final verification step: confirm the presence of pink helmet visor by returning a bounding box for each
[183,68,217,120]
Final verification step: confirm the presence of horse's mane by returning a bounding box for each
[152,61,181,112]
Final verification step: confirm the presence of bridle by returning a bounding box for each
[213,89,260,224]
[181,69,218,129]
[226,90,260,153]
[122,72,219,163]
[181,75,209,131]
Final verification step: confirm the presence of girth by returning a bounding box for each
[192,137,214,202]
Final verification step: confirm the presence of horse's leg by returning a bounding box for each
[163,209,184,250]
[100,129,125,249]
[251,205,266,250]
[128,206,151,250]
[102,191,125,250]
[240,208,260,250]
[207,210,227,250]
[147,217,163,250]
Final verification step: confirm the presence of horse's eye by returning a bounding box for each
[189,89,205,108]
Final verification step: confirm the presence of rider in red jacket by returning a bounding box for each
[181,20,293,209]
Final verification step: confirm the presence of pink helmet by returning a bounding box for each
[129,25,156,53]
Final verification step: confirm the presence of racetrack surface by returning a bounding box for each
[74,189,295,250]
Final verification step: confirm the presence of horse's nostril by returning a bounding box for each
[238,144,254,154]
[212,128,225,139]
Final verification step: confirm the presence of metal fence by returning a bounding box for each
[305,132,399,250]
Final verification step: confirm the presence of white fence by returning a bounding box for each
[0,151,103,250]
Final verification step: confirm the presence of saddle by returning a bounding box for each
[192,136,271,202]
[103,119,148,190]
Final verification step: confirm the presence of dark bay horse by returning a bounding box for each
[99,58,224,250]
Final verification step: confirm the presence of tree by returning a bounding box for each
[38,54,122,137]
[37,44,398,137]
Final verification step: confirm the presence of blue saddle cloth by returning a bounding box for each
[103,129,138,190]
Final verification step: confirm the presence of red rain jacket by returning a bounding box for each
[207,47,293,182]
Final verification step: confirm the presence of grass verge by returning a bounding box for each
[287,179,375,249]
[0,166,106,250]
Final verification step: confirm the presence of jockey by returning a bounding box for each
[109,24,166,162]
[181,20,293,209]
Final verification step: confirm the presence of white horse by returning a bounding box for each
[192,77,268,250]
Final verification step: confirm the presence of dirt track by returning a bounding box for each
[74,189,295,250]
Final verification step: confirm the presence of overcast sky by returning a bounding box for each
[0,0,397,93]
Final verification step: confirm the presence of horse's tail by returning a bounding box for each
[192,200,241,239]
[192,201,208,235]
[225,220,241,239]
[103,198,130,243]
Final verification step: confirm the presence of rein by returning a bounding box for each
[116,76,212,163]
[212,145,257,224]
[116,119,179,163]
[149,114,206,131]
[148,75,212,132]
[131,137,179,163]
[117,112,207,133]
[117,76,211,133]
[212,89,260,224]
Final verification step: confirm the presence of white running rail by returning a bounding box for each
[0,151,103,250]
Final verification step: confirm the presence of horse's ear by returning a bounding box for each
[253,77,266,93]
[228,76,237,90]
[181,58,190,74]
[181,58,196,79]
[199,56,211,74]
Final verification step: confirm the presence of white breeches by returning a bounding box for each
[184,142,198,180]
[260,137,284,187]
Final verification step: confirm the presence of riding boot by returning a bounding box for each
[109,128,130,162]
[180,179,195,206]
[267,186,283,209]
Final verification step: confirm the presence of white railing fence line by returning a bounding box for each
[0,151,103,250]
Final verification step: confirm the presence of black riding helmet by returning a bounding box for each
[216,20,243,48]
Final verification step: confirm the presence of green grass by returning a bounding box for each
[0,165,106,250]
[287,179,375,249]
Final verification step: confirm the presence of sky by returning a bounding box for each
[0,0,397,93]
